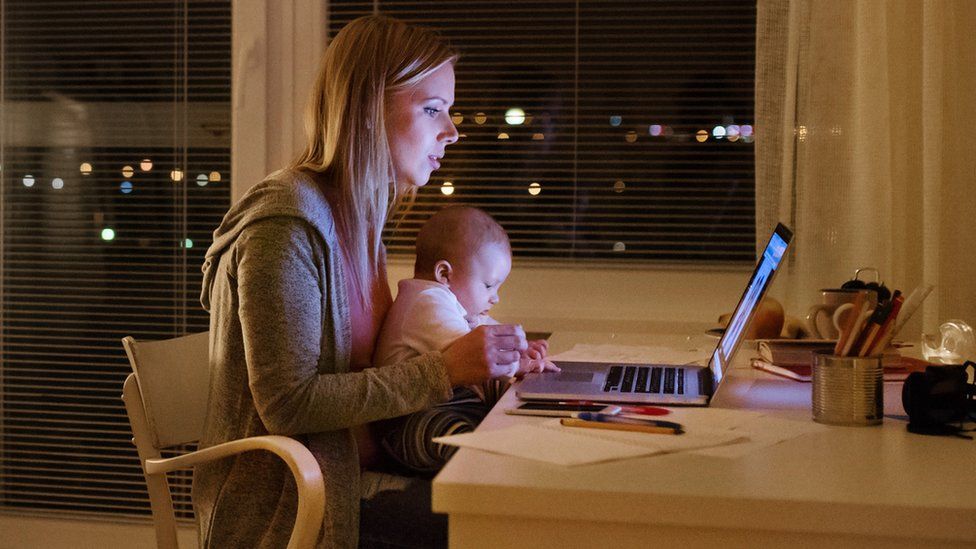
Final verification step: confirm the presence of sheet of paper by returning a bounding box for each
[690,415,829,458]
[433,424,661,466]
[550,343,709,366]
[585,406,828,459]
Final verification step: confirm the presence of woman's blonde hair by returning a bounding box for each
[292,15,458,303]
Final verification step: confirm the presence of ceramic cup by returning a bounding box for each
[806,289,878,339]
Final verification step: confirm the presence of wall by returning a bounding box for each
[386,258,749,335]
[0,514,197,549]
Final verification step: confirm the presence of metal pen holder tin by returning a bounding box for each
[812,351,883,426]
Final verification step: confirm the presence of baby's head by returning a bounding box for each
[415,206,512,320]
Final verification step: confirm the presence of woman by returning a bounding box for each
[194,15,525,549]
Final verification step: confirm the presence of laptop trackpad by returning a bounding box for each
[555,372,594,383]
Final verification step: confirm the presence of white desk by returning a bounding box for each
[432,331,976,548]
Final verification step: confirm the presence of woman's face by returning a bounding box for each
[386,63,459,189]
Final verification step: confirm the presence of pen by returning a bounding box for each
[853,299,893,357]
[575,412,683,430]
[560,418,684,435]
[858,290,900,357]
[540,401,671,416]
[865,293,904,356]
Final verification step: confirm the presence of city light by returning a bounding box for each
[474,112,487,124]
[613,180,626,193]
[726,125,741,142]
[101,228,115,241]
[196,174,208,186]
[209,171,221,182]
[505,108,526,125]
[451,112,463,125]
[528,182,541,196]
[80,162,93,175]
[440,181,455,196]
[140,158,153,171]
[22,174,35,187]
[170,169,184,181]
[52,178,64,189]
[122,165,134,178]
[120,181,133,194]
[696,130,708,143]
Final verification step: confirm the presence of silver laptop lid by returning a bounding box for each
[709,223,792,390]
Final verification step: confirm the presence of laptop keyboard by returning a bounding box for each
[603,365,685,395]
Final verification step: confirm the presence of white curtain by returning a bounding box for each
[756,0,976,340]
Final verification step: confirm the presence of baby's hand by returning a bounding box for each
[514,355,560,378]
[525,339,549,360]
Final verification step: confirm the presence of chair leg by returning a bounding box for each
[145,472,180,549]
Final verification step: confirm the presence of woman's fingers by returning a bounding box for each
[443,324,529,385]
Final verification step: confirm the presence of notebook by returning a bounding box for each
[516,223,793,406]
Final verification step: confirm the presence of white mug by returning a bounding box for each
[806,289,878,339]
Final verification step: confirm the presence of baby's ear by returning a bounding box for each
[433,259,453,285]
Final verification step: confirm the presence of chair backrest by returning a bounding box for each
[122,332,210,449]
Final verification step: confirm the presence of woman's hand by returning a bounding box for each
[442,324,527,385]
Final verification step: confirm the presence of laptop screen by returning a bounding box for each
[710,223,792,387]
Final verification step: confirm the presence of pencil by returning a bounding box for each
[560,418,683,435]
[866,293,904,356]
[858,291,900,357]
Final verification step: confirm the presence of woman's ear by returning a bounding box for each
[433,259,453,286]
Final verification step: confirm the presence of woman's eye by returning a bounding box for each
[424,107,440,117]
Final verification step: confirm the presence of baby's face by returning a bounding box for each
[449,242,512,321]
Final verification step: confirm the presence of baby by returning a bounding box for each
[374,205,556,474]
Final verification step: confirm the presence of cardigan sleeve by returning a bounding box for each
[235,217,453,436]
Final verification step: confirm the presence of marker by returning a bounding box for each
[537,401,671,416]
[574,412,683,431]
[561,418,683,435]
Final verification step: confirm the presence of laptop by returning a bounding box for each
[516,223,793,406]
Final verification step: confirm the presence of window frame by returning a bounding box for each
[232,1,753,330]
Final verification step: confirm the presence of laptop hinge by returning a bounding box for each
[698,366,713,397]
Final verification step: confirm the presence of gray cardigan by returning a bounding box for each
[194,169,452,548]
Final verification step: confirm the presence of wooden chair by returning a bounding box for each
[121,332,324,549]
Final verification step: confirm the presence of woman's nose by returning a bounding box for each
[441,117,459,144]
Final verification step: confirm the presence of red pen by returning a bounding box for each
[548,401,671,416]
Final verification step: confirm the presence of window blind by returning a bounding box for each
[0,0,230,518]
[329,0,757,263]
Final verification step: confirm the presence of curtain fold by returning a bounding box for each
[756,0,976,340]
